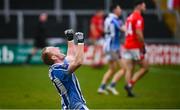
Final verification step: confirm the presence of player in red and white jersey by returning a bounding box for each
[89,9,104,66]
[122,0,149,97]
[124,9,144,50]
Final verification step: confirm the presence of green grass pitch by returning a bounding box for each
[0,65,180,109]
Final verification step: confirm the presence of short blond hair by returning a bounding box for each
[41,47,54,65]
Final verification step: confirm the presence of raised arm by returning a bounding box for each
[64,29,76,60]
[67,32,84,73]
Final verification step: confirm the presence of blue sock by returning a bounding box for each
[110,82,116,88]
[100,84,106,89]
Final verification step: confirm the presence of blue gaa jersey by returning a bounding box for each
[104,13,123,52]
[49,58,88,110]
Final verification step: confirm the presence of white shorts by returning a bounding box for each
[105,50,120,61]
[122,48,144,61]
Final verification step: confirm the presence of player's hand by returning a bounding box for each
[141,46,146,54]
[75,32,84,43]
[64,29,74,41]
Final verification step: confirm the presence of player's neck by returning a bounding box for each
[134,8,141,14]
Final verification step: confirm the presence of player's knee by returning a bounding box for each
[108,64,116,73]
[109,68,116,75]
[124,62,134,70]
[141,61,149,73]
[120,68,126,75]
[126,67,133,74]
[142,65,149,74]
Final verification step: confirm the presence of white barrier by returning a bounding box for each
[83,44,180,65]
[146,44,180,65]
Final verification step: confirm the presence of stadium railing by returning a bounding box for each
[0,9,179,45]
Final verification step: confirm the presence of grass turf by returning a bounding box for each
[0,65,180,109]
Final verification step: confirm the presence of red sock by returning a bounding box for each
[128,80,135,87]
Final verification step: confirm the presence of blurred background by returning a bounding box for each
[0,0,180,109]
[0,0,180,64]
[0,0,179,64]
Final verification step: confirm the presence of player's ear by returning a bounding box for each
[51,55,57,61]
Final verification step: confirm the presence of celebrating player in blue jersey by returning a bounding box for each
[41,29,88,110]
[97,4,126,95]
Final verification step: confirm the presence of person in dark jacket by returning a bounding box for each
[25,13,49,64]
